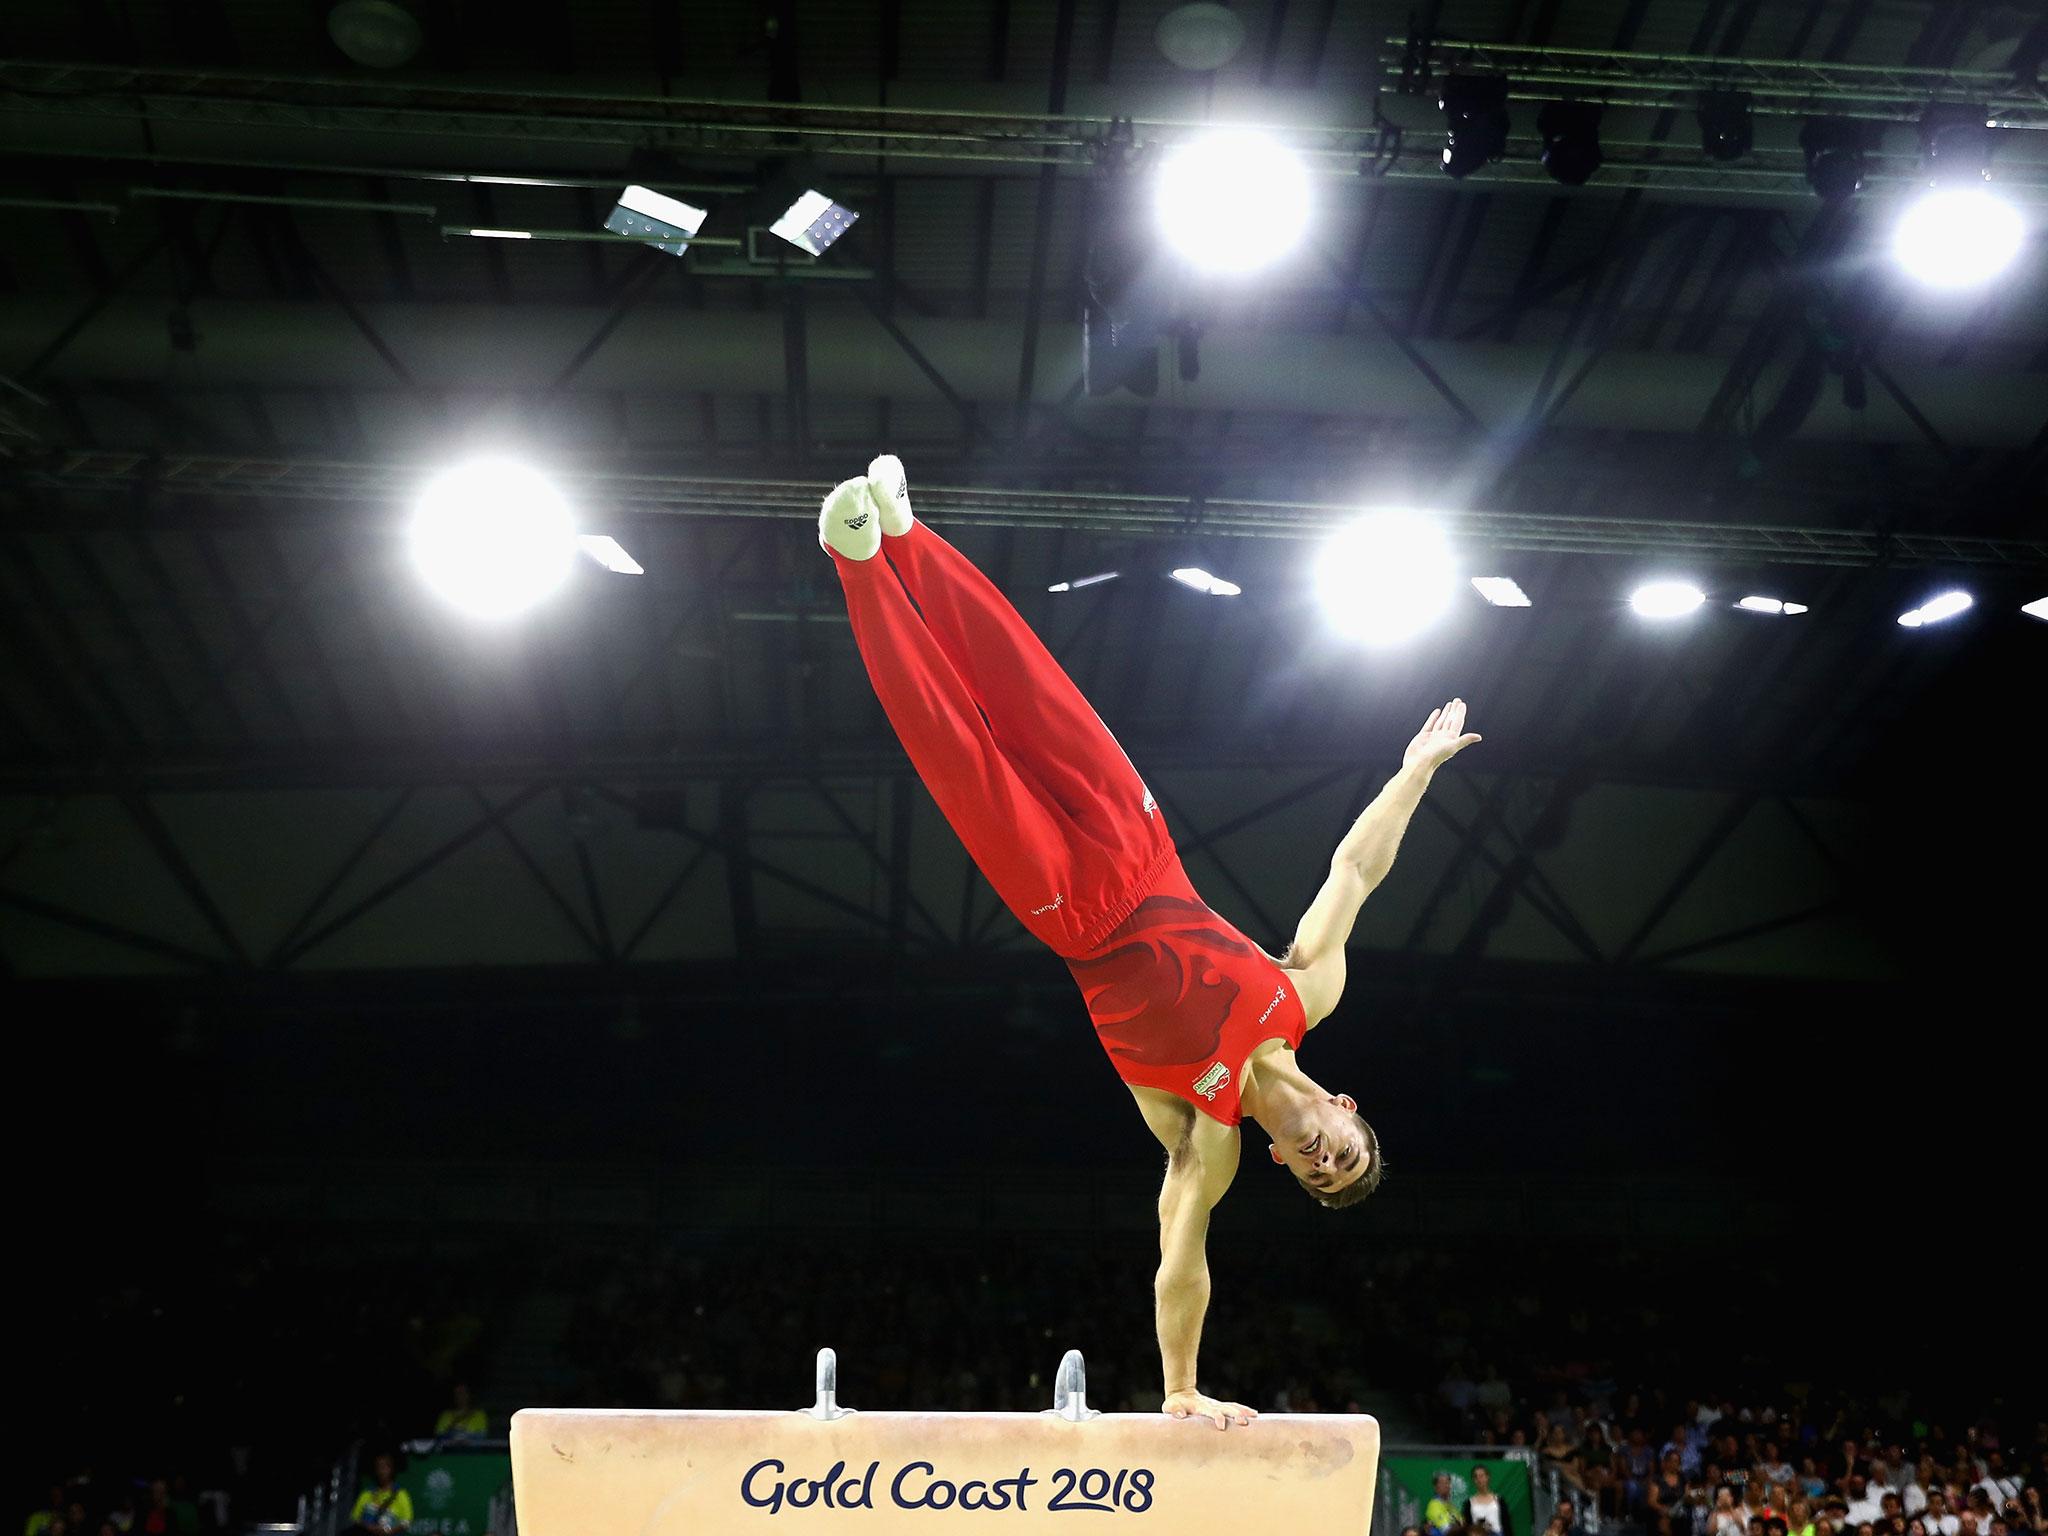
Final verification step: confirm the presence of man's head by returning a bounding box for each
[1266,1091,1382,1207]
[1557,1502,1577,1528]
[452,1382,472,1409]
[372,1455,396,1486]
[1436,1473,1454,1498]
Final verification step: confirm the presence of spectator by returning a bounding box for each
[1548,1500,1586,1536]
[1713,1489,1747,1536]
[1979,1469,2025,1512]
[1930,1493,1963,1536]
[1621,1428,1658,1514]
[1466,1465,1512,1536]
[434,1383,487,1438]
[1850,1481,1889,1527]
[1583,1424,1618,1516]
[26,1489,65,1536]
[1476,1367,1513,1415]
[1544,1427,1587,1493]
[1428,1472,1461,1536]
[1650,1451,1691,1534]
[348,1456,412,1536]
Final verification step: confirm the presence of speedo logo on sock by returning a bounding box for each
[1192,1062,1230,1101]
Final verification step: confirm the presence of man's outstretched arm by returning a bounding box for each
[1155,1138,1257,1429]
[1286,699,1482,1021]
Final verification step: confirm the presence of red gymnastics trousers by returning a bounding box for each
[830,521,1307,1125]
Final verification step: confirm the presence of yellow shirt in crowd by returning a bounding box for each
[350,1489,414,1531]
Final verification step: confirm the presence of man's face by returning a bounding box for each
[1266,1093,1370,1195]
[1436,1476,1452,1498]
[1558,1504,1576,1526]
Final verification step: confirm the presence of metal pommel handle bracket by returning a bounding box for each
[805,1346,856,1420]
[1045,1348,1101,1422]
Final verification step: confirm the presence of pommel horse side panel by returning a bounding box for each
[510,1407,1380,1533]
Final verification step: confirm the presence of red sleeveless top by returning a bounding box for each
[1064,857,1308,1126]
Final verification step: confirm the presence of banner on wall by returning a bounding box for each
[400,1450,512,1536]
[1382,1454,1534,1536]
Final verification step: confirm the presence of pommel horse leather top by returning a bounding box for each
[511,1349,1380,1534]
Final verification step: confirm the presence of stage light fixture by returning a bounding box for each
[1169,567,1242,596]
[1538,100,1604,186]
[1698,91,1754,161]
[410,458,577,620]
[1897,590,1973,627]
[1737,596,1807,615]
[1799,118,1870,203]
[2021,596,2048,622]
[767,188,860,257]
[1314,511,1460,647]
[604,183,708,257]
[1629,580,1707,620]
[577,535,644,575]
[1154,129,1312,274]
[327,0,422,68]
[1048,572,1120,593]
[1895,106,2023,290]
[1440,75,1510,180]
[1471,576,1531,608]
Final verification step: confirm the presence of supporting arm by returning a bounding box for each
[1154,1141,1256,1430]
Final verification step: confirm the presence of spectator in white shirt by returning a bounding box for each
[1846,1478,1886,1528]
[1974,1456,2021,1508]
[1925,1492,1961,1536]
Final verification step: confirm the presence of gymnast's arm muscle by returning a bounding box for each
[1285,700,1481,1025]
[1153,1131,1237,1401]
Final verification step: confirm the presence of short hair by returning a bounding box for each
[1297,1112,1384,1210]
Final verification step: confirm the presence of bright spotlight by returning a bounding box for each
[1168,566,1241,596]
[1737,595,1807,615]
[1894,186,2025,290]
[1629,580,1707,620]
[1471,576,1531,608]
[410,458,577,620]
[1155,129,1312,274]
[1898,589,1973,627]
[2022,596,2048,622]
[1314,511,1459,647]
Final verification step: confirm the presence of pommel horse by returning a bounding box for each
[512,1348,1379,1533]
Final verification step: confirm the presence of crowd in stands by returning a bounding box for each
[25,1227,2040,1536]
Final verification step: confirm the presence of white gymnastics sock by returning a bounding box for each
[866,453,914,537]
[818,475,881,561]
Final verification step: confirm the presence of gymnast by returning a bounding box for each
[820,457,1481,1432]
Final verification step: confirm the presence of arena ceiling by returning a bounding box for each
[0,0,2043,991]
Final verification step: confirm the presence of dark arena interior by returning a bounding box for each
[4,0,2046,1534]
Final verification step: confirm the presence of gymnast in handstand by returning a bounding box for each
[820,457,1482,1431]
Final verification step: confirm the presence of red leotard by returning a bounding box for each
[833,520,1306,1125]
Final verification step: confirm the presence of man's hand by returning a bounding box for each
[1163,1388,1259,1429]
[1402,698,1482,774]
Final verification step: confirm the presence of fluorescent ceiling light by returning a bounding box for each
[604,183,708,257]
[1169,566,1242,596]
[1470,576,1531,607]
[577,534,644,575]
[1048,571,1120,593]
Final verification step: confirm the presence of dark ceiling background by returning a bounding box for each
[1,0,2043,1199]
